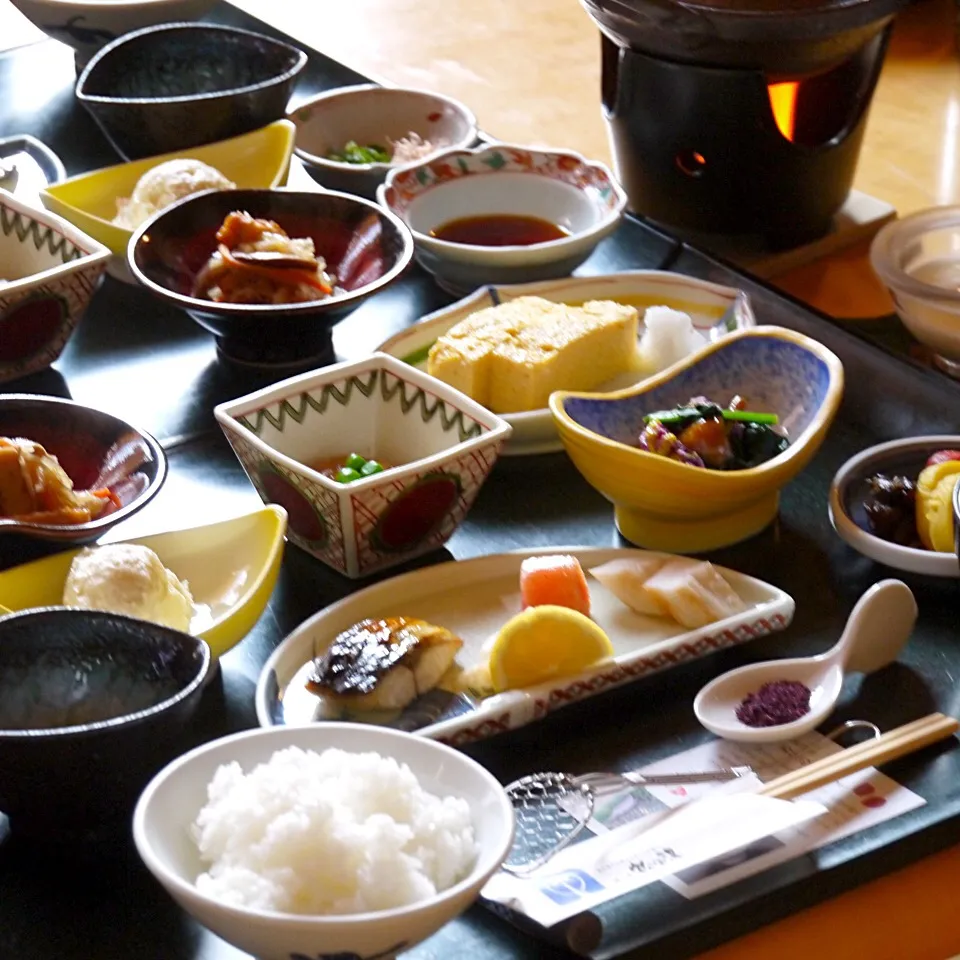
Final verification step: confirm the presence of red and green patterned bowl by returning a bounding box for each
[214,352,512,578]
[0,191,110,384]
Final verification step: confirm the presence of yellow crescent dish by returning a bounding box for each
[0,505,287,659]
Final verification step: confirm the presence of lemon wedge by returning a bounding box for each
[488,604,614,692]
[916,461,960,552]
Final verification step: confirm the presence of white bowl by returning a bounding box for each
[290,84,479,199]
[214,352,512,578]
[133,723,515,960]
[377,270,755,455]
[7,0,216,65]
[829,435,960,578]
[377,142,627,294]
[870,206,960,377]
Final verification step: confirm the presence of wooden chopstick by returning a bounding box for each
[758,712,959,801]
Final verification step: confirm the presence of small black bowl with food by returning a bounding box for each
[0,608,210,844]
[128,188,415,372]
[0,393,166,547]
[829,434,960,578]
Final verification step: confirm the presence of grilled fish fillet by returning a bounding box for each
[306,617,463,711]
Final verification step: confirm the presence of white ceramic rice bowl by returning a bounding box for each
[133,723,515,960]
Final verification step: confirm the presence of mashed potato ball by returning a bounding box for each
[113,159,235,229]
[63,543,195,632]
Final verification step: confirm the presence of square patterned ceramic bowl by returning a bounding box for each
[214,353,512,578]
[377,142,626,294]
[550,326,844,553]
[0,189,110,384]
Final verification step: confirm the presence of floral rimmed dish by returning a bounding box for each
[377,142,627,294]
[215,353,512,579]
[0,189,110,383]
[254,545,795,744]
[377,270,756,455]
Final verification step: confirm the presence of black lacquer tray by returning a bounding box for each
[2,7,960,960]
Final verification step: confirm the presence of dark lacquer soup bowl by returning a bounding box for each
[0,394,166,544]
[75,22,307,161]
[0,608,210,841]
[128,188,414,372]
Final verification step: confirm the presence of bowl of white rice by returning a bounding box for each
[133,723,514,960]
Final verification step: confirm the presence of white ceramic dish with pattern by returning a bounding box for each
[290,84,479,199]
[215,352,512,579]
[255,545,795,745]
[377,142,627,294]
[0,189,110,383]
[377,270,756,455]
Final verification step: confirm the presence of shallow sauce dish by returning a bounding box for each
[215,352,512,578]
[378,142,626,294]
[133,723,514,960]
[0,607,209,838]
[378,270,756,455]
[0,505,287,658]
[40,120,296,261]
[128,188,414,370]
[829,435,960,578]
[0,394,166,543]
[290,83,479,199]
[255,545,795,743]
[550,326,844,554]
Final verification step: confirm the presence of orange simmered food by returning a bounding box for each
[0,437,119,524]
[191,211,338,305]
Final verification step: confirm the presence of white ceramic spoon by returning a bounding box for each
[694,579,918,743]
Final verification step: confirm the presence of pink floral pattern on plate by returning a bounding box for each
[382,144,624,216]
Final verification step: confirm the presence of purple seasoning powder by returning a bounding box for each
[735,680,812,728]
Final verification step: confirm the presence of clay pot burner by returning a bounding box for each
[583,0,913,249]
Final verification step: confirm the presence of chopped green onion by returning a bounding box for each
[721,410,779,425]
[644,406,778,427]
[335,466,361,484]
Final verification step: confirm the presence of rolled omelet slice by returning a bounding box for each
[426,296,639,412]
[915,461,960,552]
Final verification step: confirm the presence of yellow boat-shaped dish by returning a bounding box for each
[0,505,287,659]
[39,120,295,257]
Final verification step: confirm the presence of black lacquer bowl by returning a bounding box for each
[0,608,210,841]
[0,394,166,544]
[128,188,415,372]
[75,22,308,160]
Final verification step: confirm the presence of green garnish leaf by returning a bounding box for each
[327,141,391,164]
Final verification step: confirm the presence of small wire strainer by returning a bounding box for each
[502,766,753,875]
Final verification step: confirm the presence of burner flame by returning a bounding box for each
[768,81,800,142]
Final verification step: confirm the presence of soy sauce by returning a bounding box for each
[430,214,568,246]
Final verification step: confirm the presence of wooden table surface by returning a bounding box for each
[3,0,960,956]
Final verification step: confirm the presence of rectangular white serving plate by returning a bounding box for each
[256,546,795,746]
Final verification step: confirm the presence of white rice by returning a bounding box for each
[192,746,478,915]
